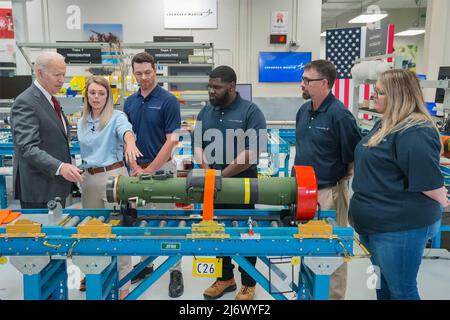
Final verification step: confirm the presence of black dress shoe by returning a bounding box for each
[131,265,154,284]
[168,270,184,298]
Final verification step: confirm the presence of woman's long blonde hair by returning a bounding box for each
[81,76,114,131]
[367,69,439,147]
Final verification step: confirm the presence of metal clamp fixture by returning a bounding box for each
[72,218,116,239]
[0,219,45,238]
[187,220,230,239]
[294,220,336,239]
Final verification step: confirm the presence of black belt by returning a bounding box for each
[318,182,338,190]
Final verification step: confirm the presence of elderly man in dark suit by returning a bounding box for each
[11,52,83,209]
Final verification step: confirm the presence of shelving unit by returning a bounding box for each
[351,54,450,132]
[15,41,214,114]
[421,79,450,112]
[351,77,376,131]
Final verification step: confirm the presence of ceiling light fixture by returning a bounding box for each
[349,12,388,24]
[395,27,425,36]
[395,0,425,37]
[349,0,388,24]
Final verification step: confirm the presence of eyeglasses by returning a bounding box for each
[301,77,325,85]
[372,86,386,97]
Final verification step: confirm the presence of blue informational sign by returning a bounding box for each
[259,52,312,82]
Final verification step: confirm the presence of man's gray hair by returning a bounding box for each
[34,52,65,72]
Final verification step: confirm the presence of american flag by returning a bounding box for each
[326,27,365,110]
[326,25,395,113]
[333,80,374,110]
[326,27,363,80]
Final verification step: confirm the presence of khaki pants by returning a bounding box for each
[317,179,349,300]
[139,160,182,272]
[81,166,132,290]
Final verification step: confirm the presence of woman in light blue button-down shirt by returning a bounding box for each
[77,76,142,299]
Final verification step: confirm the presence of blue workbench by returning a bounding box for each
[0,208,354,300]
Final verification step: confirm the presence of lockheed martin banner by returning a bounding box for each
[259,52,312,83]
[164,0,217,29]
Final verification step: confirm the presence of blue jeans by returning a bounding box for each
[359,219,440,300]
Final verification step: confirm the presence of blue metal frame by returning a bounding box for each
[298,258,331,300]
[23,259,68,300]
[0,228,353,256]
[85,257,119,300]
[119,256,155,289]
[125,256,181,300]
[0,156,6,209]
[233,256,288,300]
[0,208,353,300]
[277,128,296,145]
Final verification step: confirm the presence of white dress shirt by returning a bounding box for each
[34,80,67,175]
[34,80,67,134]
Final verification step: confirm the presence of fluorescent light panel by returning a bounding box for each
[349,13,388,24]
[395,28,425,36]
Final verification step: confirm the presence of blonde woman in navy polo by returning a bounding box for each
[350,69,450,300]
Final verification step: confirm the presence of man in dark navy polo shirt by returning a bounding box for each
[294,59,361,300]
[194,65,267,300]
[124,52,183,297]
[124,52,181,175]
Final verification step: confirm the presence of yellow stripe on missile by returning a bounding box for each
[244,178,250,204]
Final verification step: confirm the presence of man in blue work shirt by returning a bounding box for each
[294,59,361,299]
[124,52,183,298]
[194,65,267,300]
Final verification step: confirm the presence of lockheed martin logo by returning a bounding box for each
[201,9,214,16]
[264,62,305,71]
[166,8,214,17]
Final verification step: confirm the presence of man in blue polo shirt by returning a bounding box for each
[294,59,361,299]
[194,65,267,300]
[124,52,183,298]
